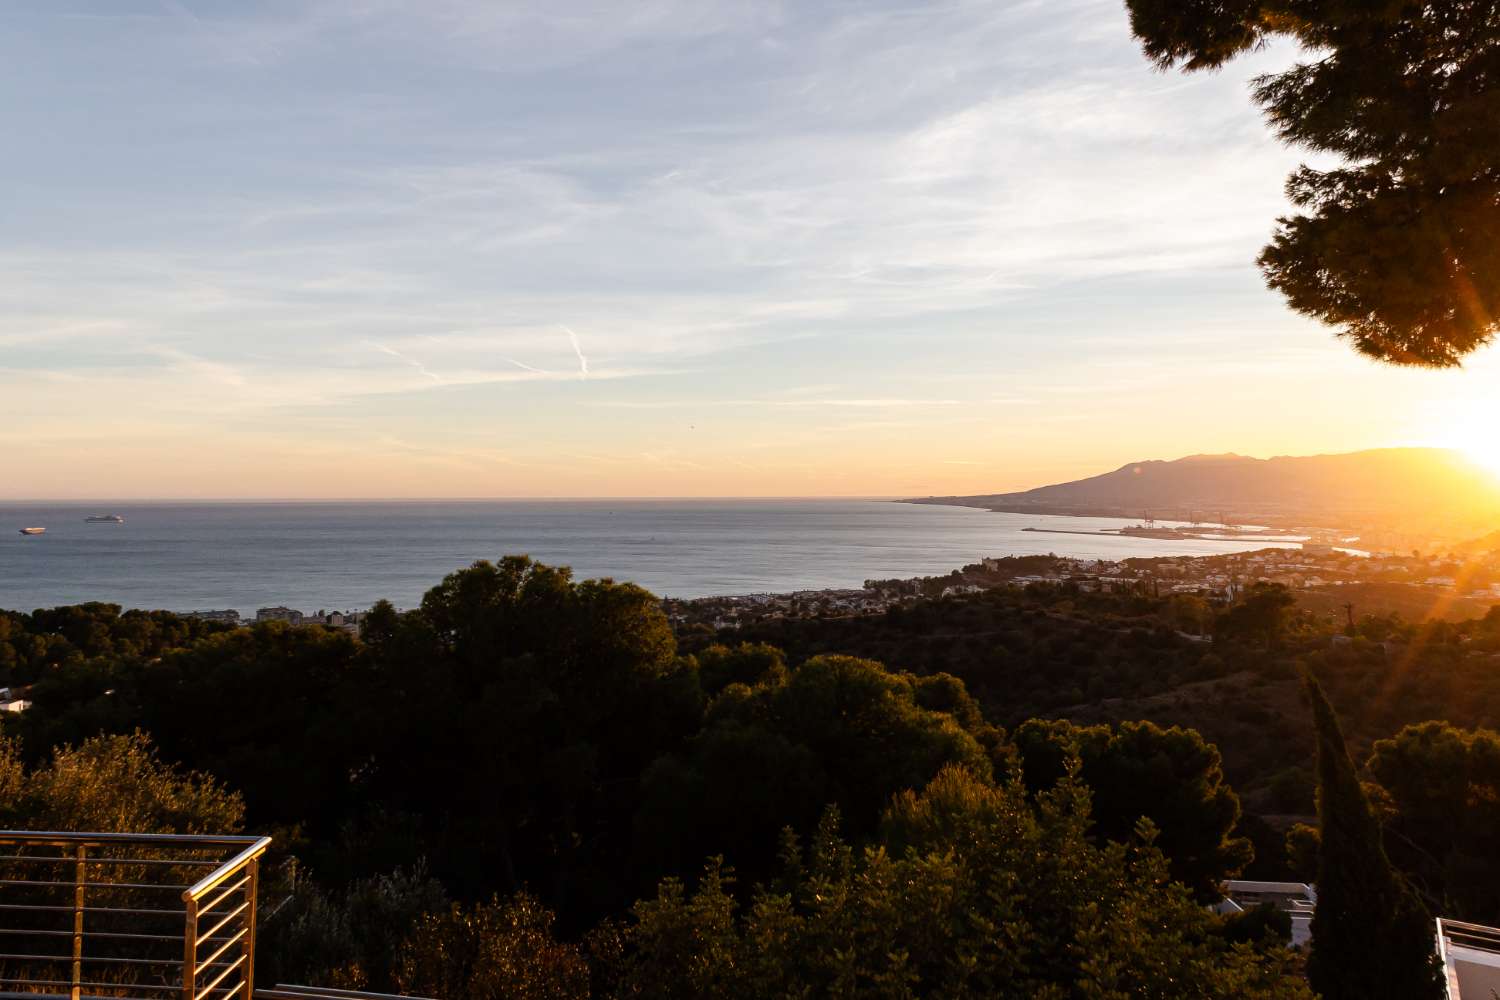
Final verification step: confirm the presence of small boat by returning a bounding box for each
[18,527,45,536]
[85,514,124,523]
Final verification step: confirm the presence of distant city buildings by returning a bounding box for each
[174,606,371,634]
[181,609,242,625]
[664,545,1500,632]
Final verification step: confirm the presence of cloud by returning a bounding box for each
[560,325,589,379]
[0,0,1338,496]
[369,341,444,383]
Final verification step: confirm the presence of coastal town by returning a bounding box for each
[166,538,1500,641]
[178,606,370,632]
[663,542,1500,632]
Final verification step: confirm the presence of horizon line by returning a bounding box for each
[0,494,924,504]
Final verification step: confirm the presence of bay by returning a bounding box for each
[0,499,1299,615]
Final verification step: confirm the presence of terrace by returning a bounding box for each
[1439,918,1500,1000]
[0,831,423,1000]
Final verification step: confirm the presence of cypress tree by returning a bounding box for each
[1304,675,1444,1000]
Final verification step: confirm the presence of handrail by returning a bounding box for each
[255,988,437,1000]
[185,840,271,903]
[0,833,263,849]
[1439,916,1500,938]
[0,829,270,1000]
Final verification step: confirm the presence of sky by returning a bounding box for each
[5,0,1500,499]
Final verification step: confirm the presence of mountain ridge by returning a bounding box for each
[908,448,1500,538]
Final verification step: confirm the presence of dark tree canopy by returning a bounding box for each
[1014,718,1252,898]
[1368,721,1500,922]
[1126,0,1500,367]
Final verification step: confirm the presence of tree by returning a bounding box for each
[1368,721,1500,923]
[611,767,1311,999]
[0,731,243,835]
[1303,676,1443,1000]
[1214,582,1296,649]
[694,643,786,695]
[395,894,590,1000]
[258,864,449,992]
[634,655,992,886]
[1125,1,1500,366]
[1013,719,1251,898]
[356,556,703,926]
[1166,593,1213,636]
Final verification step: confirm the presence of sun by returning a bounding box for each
[1444,427,1500,478]
[1416,390,1500,479]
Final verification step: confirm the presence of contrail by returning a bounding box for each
[369,341,442,383]
[560,325,588,379]
[504,357,547,375]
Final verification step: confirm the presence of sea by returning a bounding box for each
[0,500,1301,616]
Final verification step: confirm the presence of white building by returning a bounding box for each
[1218,880,1316,948]
[1439,918,1500,999]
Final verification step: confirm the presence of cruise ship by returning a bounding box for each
[18,527,44,536]
[85,514,125,523]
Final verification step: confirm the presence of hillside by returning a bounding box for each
[910,448,1500,536]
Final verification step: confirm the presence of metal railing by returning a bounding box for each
[0,831,271,1000]
[253,988,434,1000]
[1439,916,1500,955]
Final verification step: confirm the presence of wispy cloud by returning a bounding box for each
[369,341,444,383]
[560,325,589,380]
[2,0,1400,498]
[588,397,969,410]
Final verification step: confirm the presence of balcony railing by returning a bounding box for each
[0,831,270,1000]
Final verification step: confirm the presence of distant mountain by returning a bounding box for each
[910,449,1500,535]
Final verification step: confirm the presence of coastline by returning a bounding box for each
[0,500,1328,617]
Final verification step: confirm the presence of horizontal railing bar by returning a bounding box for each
[195,953,248,997]
[87,930,193,943]
[1442,918,1500,934]
[0,994,179,1000]
[0,952,184,966]
[1446,931,1500,949]
[0,995,180,1000]
[185,837,271,902]
[260,987,436,1000]
[0,957,238,971]
[0,879,190,890]
[196,900,250,947]
[0,928,73,937]
[0,903,185,917]
[0,854,222,866]
[0,831,262,848]
[0,933,238,947]
[196,875,250,916]
[0,978,179,994]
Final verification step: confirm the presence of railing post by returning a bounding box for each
[72,843,85,1000]
[183,896,199,1000]
[243,856,259,999]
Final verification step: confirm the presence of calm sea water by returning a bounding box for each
[0,500,1298,615]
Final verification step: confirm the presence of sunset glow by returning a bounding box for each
[0,2,1495,500]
